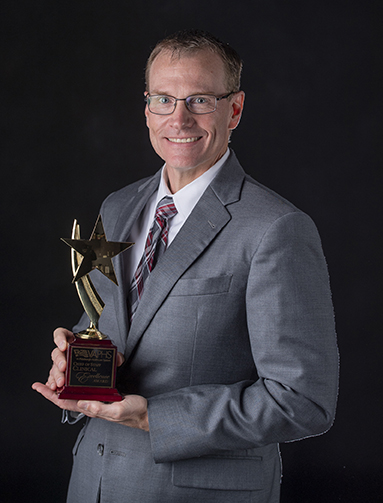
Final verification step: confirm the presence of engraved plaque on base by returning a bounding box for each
[58,336,122,402]
[57,216,133,402]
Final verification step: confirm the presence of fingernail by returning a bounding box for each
[78,402,89,411]
[59,341,66,351]
[59,361,65,371]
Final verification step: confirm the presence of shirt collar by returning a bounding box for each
[156,148,229,220]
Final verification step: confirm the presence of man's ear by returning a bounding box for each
[228,91,245,130]
[144,92,149,125]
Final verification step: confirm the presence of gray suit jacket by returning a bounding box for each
[67,151,338,503]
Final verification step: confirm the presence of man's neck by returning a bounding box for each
[164,166,209,194]
[164,149,230,193]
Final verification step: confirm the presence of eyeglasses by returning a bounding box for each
[145,92,235,115]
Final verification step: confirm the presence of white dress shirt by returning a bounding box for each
[126,149,229,283]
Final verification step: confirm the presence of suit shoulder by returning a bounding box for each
[240,173,302,221]
[100,175,153,212]
[235,175,323,257]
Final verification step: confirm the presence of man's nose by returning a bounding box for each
[169,100,194,128]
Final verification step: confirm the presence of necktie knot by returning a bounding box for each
[155,196,178,222]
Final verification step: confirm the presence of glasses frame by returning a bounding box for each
[145,91,235,116]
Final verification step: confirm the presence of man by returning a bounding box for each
[33,30,338,502]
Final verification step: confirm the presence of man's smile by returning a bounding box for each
[167,137,202,143]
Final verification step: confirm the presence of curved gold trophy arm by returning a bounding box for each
[61,216,133,340]
[71,220,106,340]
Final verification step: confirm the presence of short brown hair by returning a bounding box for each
[145,29,243,93]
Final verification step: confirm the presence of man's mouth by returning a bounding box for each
[167,137,201,143]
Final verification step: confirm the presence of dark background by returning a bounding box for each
[1,1,382,501]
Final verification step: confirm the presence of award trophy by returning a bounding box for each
[58,215,133,402]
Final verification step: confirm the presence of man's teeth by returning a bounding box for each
[168,137,199,143]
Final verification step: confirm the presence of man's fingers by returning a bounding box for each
[117,352,125,367]
[51,328,72,381]
[50,346,67,387]
[53,327,74,351]
[77,399,126,421]
[77,400,104,417]
[76,395,148,430]
[48,363,65,389]
[51,347,67,371]
[46,371,57,390]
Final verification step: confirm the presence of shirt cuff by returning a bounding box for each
[61,410,85,425]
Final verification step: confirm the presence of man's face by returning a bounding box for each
[145,50,244,184]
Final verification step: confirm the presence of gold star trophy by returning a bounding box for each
[58,216,133,402]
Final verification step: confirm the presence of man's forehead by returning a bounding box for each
[148,49,226,88]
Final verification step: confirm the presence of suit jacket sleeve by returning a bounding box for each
[147,211,339,464]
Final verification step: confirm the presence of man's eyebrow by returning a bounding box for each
[149,90,218,96]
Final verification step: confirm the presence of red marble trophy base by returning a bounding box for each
[58,336,122,402]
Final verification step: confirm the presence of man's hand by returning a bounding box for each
[32,327,149,432]
[47,327,74,391]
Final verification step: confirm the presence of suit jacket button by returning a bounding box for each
[97,444,104,456]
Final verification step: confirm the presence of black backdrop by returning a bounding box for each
[1,1,382,501]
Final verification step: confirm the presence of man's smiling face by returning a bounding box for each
[145,49,244,189]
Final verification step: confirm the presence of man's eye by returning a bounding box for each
[158,96,171,104]
[192,96,208,104]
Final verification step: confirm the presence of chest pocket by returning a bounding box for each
[169,275,232,297]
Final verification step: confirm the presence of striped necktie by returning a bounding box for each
[128,196,177,321]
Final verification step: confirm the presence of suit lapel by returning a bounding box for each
[107,172,161,350]
[109,172,161,245]
[124,151,246,358]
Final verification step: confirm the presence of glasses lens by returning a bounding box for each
[147,94,219,115]
[148,96,175,115]
[187,95,216,114]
